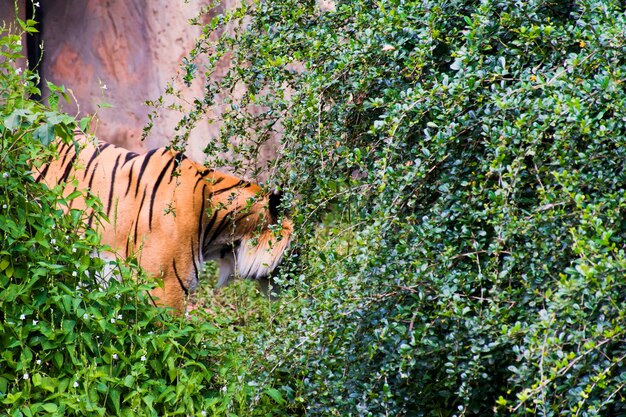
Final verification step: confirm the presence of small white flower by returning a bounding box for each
[72,271,78,277]
[73,381,79,388]
[15,67,22,75]
[2,204,7,209]
[2,172,8,178]
[140,355,146,362]
[201,411,207,417]
[102,84,107,90]
[23,373,29,380]
[110,318,116,324]
[32,320,38,326]
[52,224,56,230]
[34,2,40,7]
[117,314,122,320]
[36,360,41,365]
[83,313,89,320]
[115,294,121,299]
[50,238,56,245]
[65,235,69,240]
[54,246,59,251]
[20,314,26,320]
[72,247,77,253]
[112,353,118,360]
[16,39,21,46]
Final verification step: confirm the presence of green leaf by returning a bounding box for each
[0,258,10,271]
[122,375,135,388]
[3,112,21,131]
[80,116,91,132]
[40,404,58,413]
[264,388,286,405]
[109,389,121,415]
[33,123,56,145]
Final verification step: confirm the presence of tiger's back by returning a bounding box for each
[36,134,292,311]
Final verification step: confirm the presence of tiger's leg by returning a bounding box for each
[148,255,199,313]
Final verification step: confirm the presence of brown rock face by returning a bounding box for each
[28,0,232,160]
[4,0,279,172]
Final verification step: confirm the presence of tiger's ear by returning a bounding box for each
[268,190,284,220]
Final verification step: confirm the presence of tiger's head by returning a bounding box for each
[201,182,293,294]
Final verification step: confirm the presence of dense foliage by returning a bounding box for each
[0,18,278,417]
[173,0,626,415]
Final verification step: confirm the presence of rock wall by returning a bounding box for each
[39,0,224,161]
[0,0,240,162]
[2,0,282,170]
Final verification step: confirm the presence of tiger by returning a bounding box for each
[34,133,293,312]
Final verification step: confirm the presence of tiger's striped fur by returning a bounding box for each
[35,134,292,311]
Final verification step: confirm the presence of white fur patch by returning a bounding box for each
[234,237,289,279]
[92,251,120,287]
[217,254,236,287]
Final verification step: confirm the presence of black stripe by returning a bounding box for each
[172,259,189,296]
[56,140,69,158]
[197,183,207,245]
[68,186,78,209]
[125,222,133,256]
[134,149,158,197]
[34,162,50,183]
[196,168,213,177]
[168,152,187,184]
[122,151,139,166]
[106,154,122,217]
[83,149,101,180]
[87,212,95,229]
[148,157,175,229]
[58,152,78,184]
[55,140,69,154]
[98,143,112,153]
[58,141,74,169]
[133,188,147,244]
[190,240,199,282]
[202,210,220,254]
[234,211,255,223]
[212,180,245,195]
[192,169,214,193]
[205,209,235,248]
[124,160,136,197]
[192,176,205,194]
[174,152,186,164]
[87,162,98,190]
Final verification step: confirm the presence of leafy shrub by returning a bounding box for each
[0,18,264,417]
[170,0,626,415]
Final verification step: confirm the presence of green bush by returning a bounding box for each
[171,0,626,415]
[0,18,265,417]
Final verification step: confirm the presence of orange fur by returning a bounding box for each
[36,134,292,311]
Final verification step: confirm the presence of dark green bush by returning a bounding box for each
[172,0,626,415]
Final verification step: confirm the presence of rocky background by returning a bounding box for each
[2,0,237,162]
